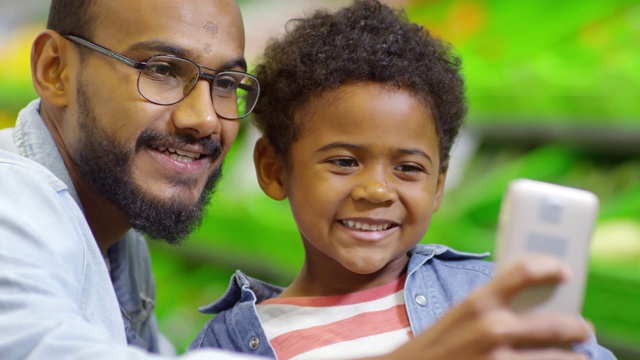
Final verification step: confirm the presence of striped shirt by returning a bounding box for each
[255,275,412,360]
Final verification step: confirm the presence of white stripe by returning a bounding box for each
[289,328,411,360]
[257,289,405,339]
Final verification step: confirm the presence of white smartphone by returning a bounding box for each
[494,178,599,315]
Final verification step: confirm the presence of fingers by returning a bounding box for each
[583,318,596,335]
[424,255,575,334]
[384,255,591,360]
[490,347,590,360]
[462,256,590,346]
[486,254,573,307]
[503,313,591,347]
[449,311,590,351]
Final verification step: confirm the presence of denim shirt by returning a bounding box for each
[0,100,258,360]
[190,244,616,359]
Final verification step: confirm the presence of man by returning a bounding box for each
[0,0,261,358]
[0,0,597,359]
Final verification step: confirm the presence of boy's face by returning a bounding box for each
[274,82,445,283]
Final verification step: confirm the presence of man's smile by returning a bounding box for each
[145,145,214,178]
[153,146,204,162]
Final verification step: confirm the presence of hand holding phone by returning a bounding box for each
[495,179,599,315]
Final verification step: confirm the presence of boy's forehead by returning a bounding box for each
[300,83,434,125]
[295,83,439,145]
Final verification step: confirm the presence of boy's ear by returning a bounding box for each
[433,169,448,212]
[31,30,71,107]
[254,136,287,201]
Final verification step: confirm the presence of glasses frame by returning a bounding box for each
[63,35,260,120]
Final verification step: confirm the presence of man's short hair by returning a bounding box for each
[47,0,97,38]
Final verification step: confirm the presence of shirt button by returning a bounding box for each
[249,337,260,350]
[415,295,427,306]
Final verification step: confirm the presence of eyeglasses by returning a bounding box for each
[64,35,260,120]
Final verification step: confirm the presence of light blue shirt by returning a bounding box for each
[191,244,616,359]
[0,99,259,360]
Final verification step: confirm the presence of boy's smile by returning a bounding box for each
[269,82,447,294]
[338,217,400,242]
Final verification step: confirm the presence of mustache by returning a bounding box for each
[135,130,223,159]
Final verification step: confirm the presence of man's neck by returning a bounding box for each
[76,183,131,254]
[40,103,131,254]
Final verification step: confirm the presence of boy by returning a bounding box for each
[190,1,614,359]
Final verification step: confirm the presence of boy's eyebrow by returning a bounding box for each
[398,148,433,164]
[316,142,362,153]
[316,142,434,164]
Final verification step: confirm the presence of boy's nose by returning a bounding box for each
[351,179,398,204]
[171,80,221,139]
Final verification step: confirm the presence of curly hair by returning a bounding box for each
[252,0,466,171]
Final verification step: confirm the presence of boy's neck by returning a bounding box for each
[279,255,409,298]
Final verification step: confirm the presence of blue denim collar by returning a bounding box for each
[199,244,489,316]
[13,99,82,208]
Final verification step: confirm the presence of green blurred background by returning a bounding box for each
[1,0,638,357]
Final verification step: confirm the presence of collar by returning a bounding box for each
[198,270,285,314]
[199,245,488,315]
[407,244,490,275]
[13,99,82,210]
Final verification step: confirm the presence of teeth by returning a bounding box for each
[175,149,201,159]
[155,146,201,160]
[169,153,196,163]
[341,220,392,231]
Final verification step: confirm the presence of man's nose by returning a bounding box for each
[171,80,221,138]
[351,178,398,204]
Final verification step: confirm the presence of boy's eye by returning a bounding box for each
[395,163,425,174]
[328,157,357,168]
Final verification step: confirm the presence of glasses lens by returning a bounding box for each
[212,72,260,119]
[138,56,198,105]
[137,56,260,119]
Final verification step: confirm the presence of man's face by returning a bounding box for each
[63,0,245,243]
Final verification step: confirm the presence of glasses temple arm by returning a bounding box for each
[64,35,144,70]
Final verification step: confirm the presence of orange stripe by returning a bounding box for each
[271,305,409,359]
[260,274,406,307]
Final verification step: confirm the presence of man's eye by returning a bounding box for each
[145,63,178,78]
[214,76,239,90]
[329,158,357,168]
[213,76,239,97]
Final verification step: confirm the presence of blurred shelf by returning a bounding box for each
[468,123,640,156]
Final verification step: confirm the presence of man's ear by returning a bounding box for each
[433,169,448,212]
[31,30,71,107]
[254,136,287,201]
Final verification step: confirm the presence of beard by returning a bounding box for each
[71,81,223,245]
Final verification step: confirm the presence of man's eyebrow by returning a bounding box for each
[218,58,248,72]
[127,40,247,71]
[128,40,193,58]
